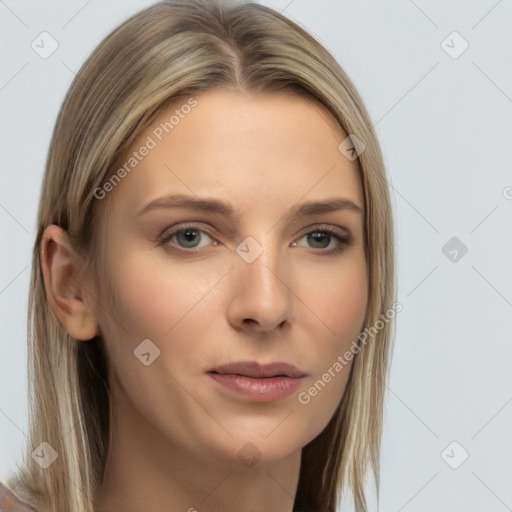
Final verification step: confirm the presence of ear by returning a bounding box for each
[41,225,99,341]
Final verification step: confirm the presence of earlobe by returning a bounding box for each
[41,225,99,341]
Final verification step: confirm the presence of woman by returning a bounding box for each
[1,1,396,510]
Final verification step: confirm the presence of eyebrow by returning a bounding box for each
[135,194,364,219]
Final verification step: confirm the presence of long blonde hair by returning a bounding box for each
[7,1,396,510]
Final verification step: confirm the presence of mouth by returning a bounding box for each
[206,361,307,402]
[207,360,307,379]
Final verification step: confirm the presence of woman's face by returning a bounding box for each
[93,90,367,467]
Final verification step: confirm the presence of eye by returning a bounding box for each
[292,225,351,254]
[159,224,217,251]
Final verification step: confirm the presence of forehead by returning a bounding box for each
[105,90,363,218]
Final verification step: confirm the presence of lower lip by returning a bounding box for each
[207,372,304,402]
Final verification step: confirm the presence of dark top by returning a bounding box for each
[0,482,37,512]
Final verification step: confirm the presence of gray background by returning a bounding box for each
[1,1,511,510]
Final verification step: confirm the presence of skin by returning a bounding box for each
[42,90,368,512]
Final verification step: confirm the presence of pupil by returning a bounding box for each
[308,232,329,248]
[179,229,200,247]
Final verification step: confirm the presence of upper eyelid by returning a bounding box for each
[303,223,350,236]
[158,221,213,240]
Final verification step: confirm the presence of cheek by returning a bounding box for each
[99,246,230,356]
[330,266,367,337]
[296,254,367,404]
[302,255,368,341]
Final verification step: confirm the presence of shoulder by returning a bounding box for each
[0,482,38,512]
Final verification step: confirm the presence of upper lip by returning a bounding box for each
[208,361,307,379]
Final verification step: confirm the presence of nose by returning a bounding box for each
[226,242,294,334]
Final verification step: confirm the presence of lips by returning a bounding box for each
[207,361,307,402]
[207,360,307,379]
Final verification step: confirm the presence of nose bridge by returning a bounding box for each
[228,233,293,330]
[237,234,285,296]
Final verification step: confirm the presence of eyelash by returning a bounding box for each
[158,223,352,256]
